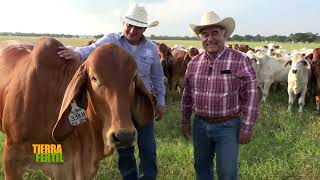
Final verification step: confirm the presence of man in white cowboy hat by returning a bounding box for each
[57,3,165,180]
[181,10,259,180]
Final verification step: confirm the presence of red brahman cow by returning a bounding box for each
[0,37,154,180]
[157,43,197,95]
[85,40,96,46]
[312,48,320,62]
[310,48,320,110]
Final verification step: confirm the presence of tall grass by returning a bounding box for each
[0,37,319,179]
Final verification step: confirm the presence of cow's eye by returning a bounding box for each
[90,76,97,82]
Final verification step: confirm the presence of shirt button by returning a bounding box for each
[208,78,210,80]
[206,92,208,94]
[205,106,208,108]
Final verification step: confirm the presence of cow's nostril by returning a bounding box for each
[112,133,120,143]
[111,131,136,148]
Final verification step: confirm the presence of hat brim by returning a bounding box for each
[121,17,159,28]
[189,17,235,38]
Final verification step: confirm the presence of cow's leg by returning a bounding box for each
[178,77,185,94]
[262,80,273,103]
[3,141,25,180]
[287,91,295,112]
[298,90,307,113]
[168,77,175,95]
[169,78,179,97]
[315,96,320,111]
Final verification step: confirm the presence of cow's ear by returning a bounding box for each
[284,60,292,67]
[52,63,88,142]
[132,77,155,129]
[166,48,172,57]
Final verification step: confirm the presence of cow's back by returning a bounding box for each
[0,40,34,132]
[0,37,81,143]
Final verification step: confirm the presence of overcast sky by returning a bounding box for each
[1,0,319,37]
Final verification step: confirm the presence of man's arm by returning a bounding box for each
[150,47,166,119]
[57,34,115,61]
[181,63,193,140]
[238,56,259,144]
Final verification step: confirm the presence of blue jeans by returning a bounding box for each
[117,121,157,180]
[193,116,240,180]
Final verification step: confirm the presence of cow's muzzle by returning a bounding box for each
[111,130,137,148]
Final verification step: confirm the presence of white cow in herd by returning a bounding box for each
[286,53,311,112]
[247,50,291,102]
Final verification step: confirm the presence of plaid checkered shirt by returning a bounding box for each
[181,47,259,134]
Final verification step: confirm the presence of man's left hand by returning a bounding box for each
[155,104,165,121]
[239,129,253,144]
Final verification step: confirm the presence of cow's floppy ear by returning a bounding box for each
[52,63,88,142]
[132,77,155,129]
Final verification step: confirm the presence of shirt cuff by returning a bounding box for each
[74,49,84,61]
[157,95,165,106]
[240,121,253,134]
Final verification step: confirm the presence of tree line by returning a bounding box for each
[1,32,319,43]
[150,32,320,43]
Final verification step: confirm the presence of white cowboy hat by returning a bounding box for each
[121,4,159,28]
[189,11,235,38]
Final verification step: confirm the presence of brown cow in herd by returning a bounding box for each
[310,48,320,110]
[85,40,96,46]
[0,37,155,179]
[157,43,199,95]
[229,44,254,53]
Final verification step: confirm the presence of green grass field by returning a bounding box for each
[0,36,319,179]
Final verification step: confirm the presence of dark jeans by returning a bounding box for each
[117,121,157,180]
[193,116,240,180]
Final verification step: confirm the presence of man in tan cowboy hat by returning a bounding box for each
[181,10,259,180]
[57,4,165,180]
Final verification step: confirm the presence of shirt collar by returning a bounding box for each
[204,47,227,61]
[119,32,147,46]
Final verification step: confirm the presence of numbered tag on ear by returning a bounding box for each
[68,101,87,126]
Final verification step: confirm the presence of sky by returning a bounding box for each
[1,0,319,37]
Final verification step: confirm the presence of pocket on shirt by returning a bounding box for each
[138,56,153,76]
[209,74,240,111]
[211,74,239,92]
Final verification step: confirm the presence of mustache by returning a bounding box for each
[204,40,219,46]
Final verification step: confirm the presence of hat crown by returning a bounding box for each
[201,11,221,25]
[189,10,235,38]
[125,4,148,24]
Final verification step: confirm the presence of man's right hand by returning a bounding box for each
[182,126,191,140]
[57,46,81,61]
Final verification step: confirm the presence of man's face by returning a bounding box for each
[199,26,226,56]
[123,23,147,45]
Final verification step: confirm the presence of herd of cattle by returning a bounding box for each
[0,37,319,179]
[155,41,320,113]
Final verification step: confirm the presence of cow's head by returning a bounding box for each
[288,53,310,75]
[157,43,173,78]
[52,43,155,155]
[187,47,199,58]
[158,43,172,61]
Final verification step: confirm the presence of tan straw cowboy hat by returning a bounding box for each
[190,11,235,38]
[121,4,159,28]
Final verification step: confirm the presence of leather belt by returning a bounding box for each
[196,113,241,123]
